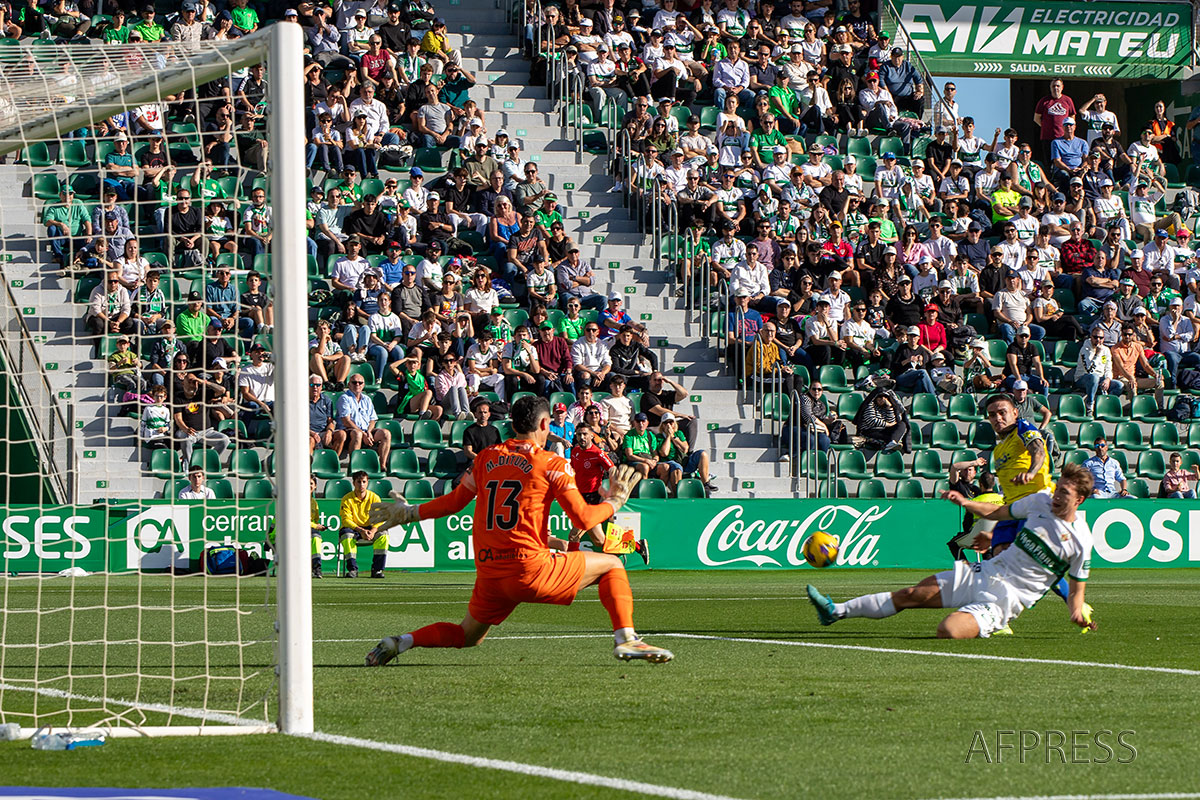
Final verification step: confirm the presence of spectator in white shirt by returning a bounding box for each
[178,465,216,500]
[817,272,851,324]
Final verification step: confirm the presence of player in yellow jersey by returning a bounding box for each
[978,393,1086,628]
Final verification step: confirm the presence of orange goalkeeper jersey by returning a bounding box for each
[417,438,615,577]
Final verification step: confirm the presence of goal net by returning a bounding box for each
[0,24,311,737]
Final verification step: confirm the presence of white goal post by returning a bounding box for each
[0,23,311,737]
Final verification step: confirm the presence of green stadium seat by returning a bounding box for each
[348,448,385,478]
[837,392,864,418]
[1189,423,1200,449]
[1047,421,1070,451]
[964,313,988,335]
[32,173,61,200]
[410,419,445,449]
[1150,423,1183,450]
[231,449,266,479]
[402,478,435,500]
[818,364,848,392]
[242,479,276,498]
[449,419,473,448]
[311,448,343,479]
[189,448,223,477]
[504,308,529,328]
[838,450,870,479]
[1129,395,1160,419]
[815,478,849,498]
[208,478,234,499]
[1053,288,1077,314]
[1064,450,1088,468]
[549,391,576,409]
[930,421,960,450]
[372,392,393,421]
[856,478,887,498]
[388,449,423,479]
[1114,421,1147,452]
[1076,422,1106,448]
[947,394,983,422]
[21,142,52,167]
[873,450,907,479]
[323,478,352,498]
[986,340,1008,367]
[846,137,872,158]
[931,479,950,497]
[368,478,395,497]
[1057,395,1091,422]
[376,419,403,444]
[894,479,925,499]
[217,419,248,442]
[1094,395,1125,422]
[636,478,668,499]
[148,448,181,479]
[1127,478,1150,498]
[763,392,791,423]
[910,393,941,421]
[911,450,943,478]
[428,449,461,480]
[908,421,926,449]
[675,478,708,498]
[968,422,996,449]
[1182,452,1200,471]
[162,479,187,499]
[348,363,376,388]
[1137,451,1165,480]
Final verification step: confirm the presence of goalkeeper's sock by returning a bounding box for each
[835,592,897,620]
[410,622,466,649]
[598,568,635,632]
[1051,577,1069,602]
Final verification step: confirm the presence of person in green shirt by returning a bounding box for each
[621,413,669,481]
[228,0,259,35]
[558,297,586,341]
[865,199,898,243]
[767,72,802,134]
[175,291,209,346]
[749,115,788,168]
[44,187,92,264]
[654,413,715,494]
[534,194,563,237]
[132,5,165,42]
[989,172,1021,224]
[102,8,130,42]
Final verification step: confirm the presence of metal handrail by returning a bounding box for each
[881,0,949,132]
[0,267,74,503]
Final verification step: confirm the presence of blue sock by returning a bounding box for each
[1051,578,1069,602]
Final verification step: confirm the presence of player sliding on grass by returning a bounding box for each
[363,395,674,665]
[807,463,1098,639]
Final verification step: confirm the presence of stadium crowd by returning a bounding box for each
[37,0,1200,503]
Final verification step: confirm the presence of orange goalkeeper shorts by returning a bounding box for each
[468,551,588,626]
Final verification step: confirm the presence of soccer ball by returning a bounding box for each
[802,531,840,568]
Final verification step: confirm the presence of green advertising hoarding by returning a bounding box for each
[885,0,1194,79]
[4,499,1199,573]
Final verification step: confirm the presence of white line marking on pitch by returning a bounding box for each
[0,681,750,800]
[925,794,1200,800]
[314,633,1200,676]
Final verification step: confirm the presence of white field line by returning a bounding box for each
[926,795,1200,800]
[312,633,1200,677]
[0,680,749,800]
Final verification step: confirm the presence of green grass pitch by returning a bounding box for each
[1,569,1197,799]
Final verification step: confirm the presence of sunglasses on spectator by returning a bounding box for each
[349,379,365,385]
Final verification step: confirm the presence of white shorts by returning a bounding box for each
[934,560,1012,638]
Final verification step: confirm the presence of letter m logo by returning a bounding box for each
[126,506,192,570]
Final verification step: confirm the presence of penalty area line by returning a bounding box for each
[297,730,750,800]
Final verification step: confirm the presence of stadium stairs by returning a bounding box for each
[459,2,796,497]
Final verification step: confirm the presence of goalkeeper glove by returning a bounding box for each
[604,464,641,513]
[367,492,420,529]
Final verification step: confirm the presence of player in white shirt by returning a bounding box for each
[808,463,1097,639]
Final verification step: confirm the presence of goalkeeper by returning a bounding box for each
[364,395,673,665]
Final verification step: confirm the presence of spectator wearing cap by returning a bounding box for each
[891,325,937,395]
[1050,116,1088,191]
[859,70,922,147]
[1141,228,1180,281]
[419,17,460,73]
[1112,276,1143,323]
[1074,326,1124,414]
[620,411,669,482]
[1002,327,1048,395]
[1083,438,1128,499]
[1034,79,1077,164]
[533,321,574,395]
[500,324,544,398]
[916,303,948,356]
[462,140,500,189]
[880,46,924,116]
[596,293,632,338]
[44,186,91,265]
[606,324,658,393]
[555,247,605,311]
[937,159,970,208]
[1158,296,1197,383]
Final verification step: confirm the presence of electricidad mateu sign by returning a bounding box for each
[886,0,1194,79]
